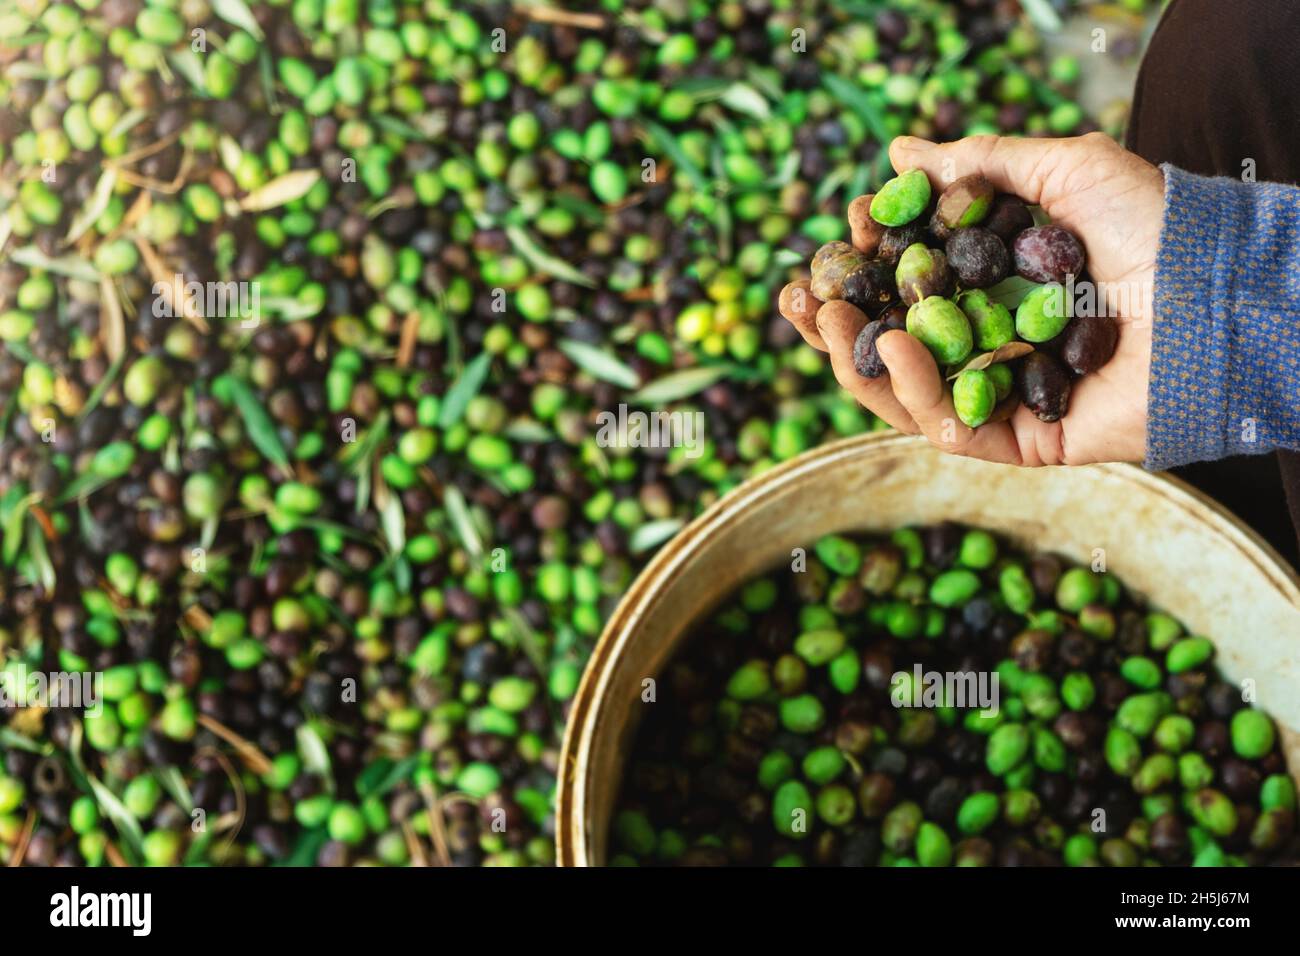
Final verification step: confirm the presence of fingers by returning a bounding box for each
[846,194,884,255]
[814,302,918,435]
[778,279,826,351]
[875,330,1023,463]
[888,134,1074,209]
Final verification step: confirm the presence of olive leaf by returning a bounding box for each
[239,170,321,213]
[640,120,710,192]
[64,168,119,244]
[212,0,265,40]
[984,275,1040,310]
[153,766,195,813]
[225,377,292,474]
[629,365,736,404]
[721,82,770,121]
[504,224,597,288]
[99,275,126,364]
[1019,0,1063,31]
[87,774,146,859]
[257,47,279,113]
[277,826,328,868]
[502,607,548,675]
[374,477,406,556]
[629,518,685,555]
[107,108,149,140]
[25,513,55,591]
[558,339,641,389]
[218,135,245,177]
[946,342,1034,380]
[0,727,47,754]
[167,48,208,96]
[356,756,419,798]
[1,491,35,567]
[9,246,100,282]
[443,486,484,558]
[503,419,555,443]
[821,73,890,145]
[296,722,334,794]
[671,76,731,100]
[438,351,492,429]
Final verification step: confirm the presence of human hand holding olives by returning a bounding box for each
[780,133,1164,466]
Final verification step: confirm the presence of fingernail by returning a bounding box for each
[896,136,936,151]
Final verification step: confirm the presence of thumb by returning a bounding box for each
[888,134,1066,208]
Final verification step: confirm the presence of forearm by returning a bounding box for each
[1145,166,1300,470]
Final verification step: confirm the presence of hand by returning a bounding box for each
[778,132,1165,465]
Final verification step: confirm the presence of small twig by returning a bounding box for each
[8,809,36,866]
[103,129,183,168]
[113,149,193,195]
[514,4,605,29]
[104,840,130,868]
[419,781,453,867]
[400,820,429,867]
[195,746,246,860]
[396,310,420,369]
[133,235,210,333]
[196,714,274,776]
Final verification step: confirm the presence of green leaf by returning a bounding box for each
[54,471,115,506]
[211,0,265,40]
[25,514,54,592]
[2,491,34,567]
[503,608,548,674]
[276,826,328,867]
[225,377,291,473]
[107,108,149,141]
[8,246,99,282]
[641,120,709,192]
[629,365,734,404]
[822,73,890,144]
[1019,0,1063,32]
[629,518,685,554]
[167,49,208,96]
[377,483,406,555]
[437,351,492,430]
[442,486,483,557]
[184,829,215,865]
[0,727,48,754]
[504,224,597,288]
[88,775,146,859]
[985,276,1041,310]
[671,76,730,100]
[356,756,419,798]
[721,82,770,120]
[558,339,640,389]
[502,420,554,443]
[239,170,322,213]
[296,722,334,793]
[65,169,119,244]
[154,766,195,813]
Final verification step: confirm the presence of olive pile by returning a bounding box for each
[612,526,1297,866]
[0,0,1115,867]
[799,170,1117,427]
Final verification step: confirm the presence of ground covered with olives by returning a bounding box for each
[1,1,1122,866]
[790,169,1116,427]
[612,526,1297,866]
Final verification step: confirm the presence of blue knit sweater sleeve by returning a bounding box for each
[1145,166,1300,470]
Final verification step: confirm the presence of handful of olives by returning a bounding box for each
[802,170,1118,428]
